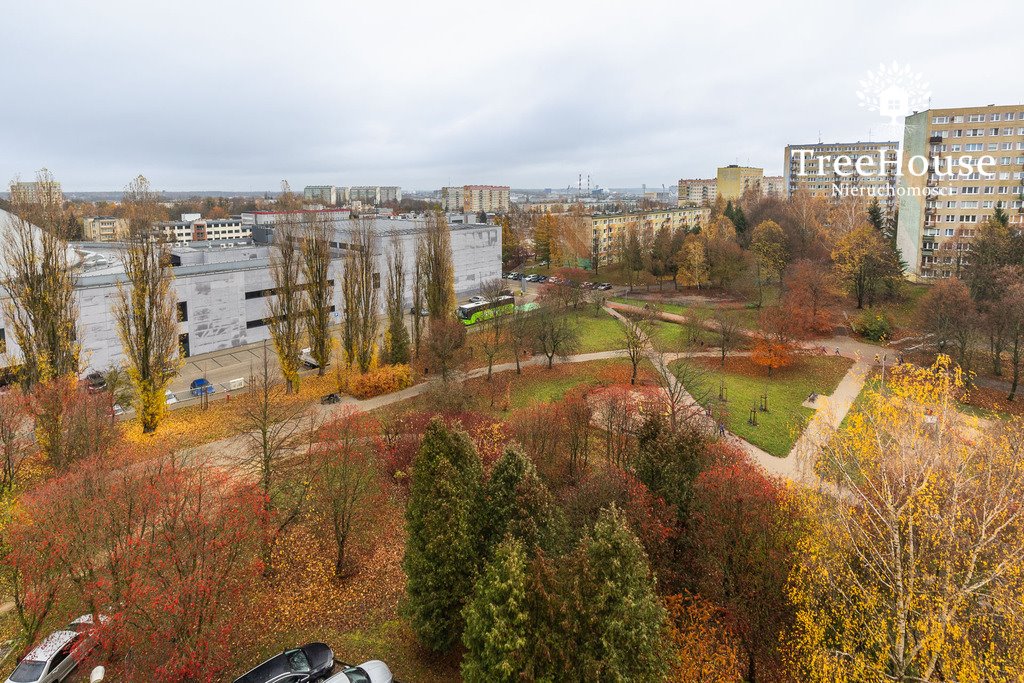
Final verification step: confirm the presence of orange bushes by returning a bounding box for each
[344,364,414,399]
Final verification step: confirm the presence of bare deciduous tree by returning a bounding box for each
[267,212,307,393]
[340,217,380,372]
[313,408,378,577]
[712,312,742,369]
[425,317,466,382]
[383,237,410,365]
[1,169,79,388]
[302,210,335,375]
[423,211,456,320]
[235,343,315,572]
[621,314,653,385]
[533,305,580,369]
[115,176,181,433]
[651,348,709,432]
[411,237,427,358]
[479,278,509,379]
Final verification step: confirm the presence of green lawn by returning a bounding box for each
[571,309,626,353]
[505,358,639,410]
[683,355,854,457]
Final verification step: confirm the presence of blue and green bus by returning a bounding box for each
[457,295,515,325]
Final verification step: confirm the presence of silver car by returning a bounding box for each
[324,660,393,683]
[5,629,87,683]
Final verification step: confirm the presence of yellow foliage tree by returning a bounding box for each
[787,356,1024,681]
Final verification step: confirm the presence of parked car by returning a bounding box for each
[582,281,594,289]
[84,371,106,393]
[525,274,542,282]
[165,390,179,405]
[597,283,613,291]
[536,275,549,283]
[409,306,430,317]
[4,617,100,683]
[300,347,320,370]
[233,644,335,683]
[112,404,126,417]
[190,378,215,397]
[325,660,393,683]
[468,295,487,303]
[321,393,342,405]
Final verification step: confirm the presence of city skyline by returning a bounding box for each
[2,0,1023,191]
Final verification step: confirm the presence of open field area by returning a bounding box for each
[685,354,854,457]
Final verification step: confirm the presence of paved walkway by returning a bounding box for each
[185,309,882,492]
[604,305,873,488]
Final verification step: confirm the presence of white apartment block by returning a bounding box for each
[156,215,252,243]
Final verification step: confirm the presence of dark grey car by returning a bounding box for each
[233,643,334,683]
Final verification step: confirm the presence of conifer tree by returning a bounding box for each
[403,419,484,650]
[461,537,532,683]
[481,448,555,557]
[576,504,668,680]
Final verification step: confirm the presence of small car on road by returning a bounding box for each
[190,378,215,397]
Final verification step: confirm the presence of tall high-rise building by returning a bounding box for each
[303,185,337,205]
[783,141,900,220]
[716,165,763,200]
[348,186,381,205]
[896,104,1024,279]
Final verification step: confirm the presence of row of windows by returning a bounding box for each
[934,183,1024,193]
[246,306,337,329]
[934,142,1024,152]
[931,127,1024,138]
[927,200,1010,209]
[244,280,338,300]
[933,112,1023,124]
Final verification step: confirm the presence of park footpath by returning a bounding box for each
[187,304,882,490]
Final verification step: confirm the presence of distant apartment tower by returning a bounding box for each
[82,216,128,242]
[441,186,465,212]
[589,207,710,266]
[762,175,786,197]
[378,186,402,204]
[348,186,380,205]
[10,180,63,205]
[303,185,337,205]
[442,185,510,214]
[783,141,900,220]
[716,165,763,200]
[896,104,1024,279]
[678,178,718,206]
[156,214,252,243]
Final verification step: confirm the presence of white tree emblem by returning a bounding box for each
[857,62,931,128]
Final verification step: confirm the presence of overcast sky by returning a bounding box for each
[2,0,1023,192]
